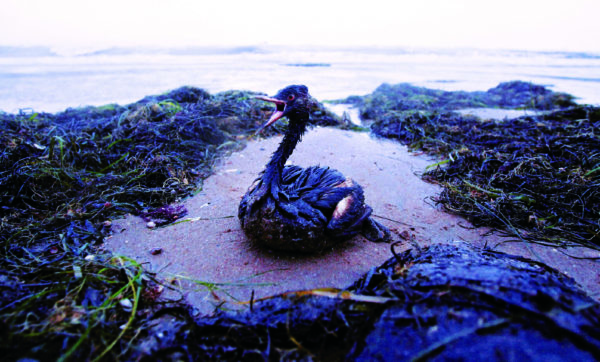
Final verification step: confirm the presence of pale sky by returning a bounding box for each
[1,0,599,53]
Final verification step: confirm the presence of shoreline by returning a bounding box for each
[2,46,600,113]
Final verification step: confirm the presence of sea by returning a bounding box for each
[1,45,599,114]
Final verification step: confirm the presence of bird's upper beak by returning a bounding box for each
[255,95,287,134]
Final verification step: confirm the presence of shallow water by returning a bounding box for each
[1,47,599,113]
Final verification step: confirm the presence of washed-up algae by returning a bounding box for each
[105,244,600,360]
[370,107,600,249]
[1,81,598,360]
[0,86,340,360]
[337,81,576,120]
[358,82,600,249]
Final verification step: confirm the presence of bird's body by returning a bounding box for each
[238,85,390,252]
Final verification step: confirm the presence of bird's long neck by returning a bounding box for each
[262,118,307,192]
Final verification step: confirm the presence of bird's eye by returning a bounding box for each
[287,94,295,101]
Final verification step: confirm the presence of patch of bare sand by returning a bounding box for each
[455,108,547,119]
[105,127,600,315]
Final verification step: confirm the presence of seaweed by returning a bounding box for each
[377,108,599,248]
[337,81,576,122]
[1,80,596,359]
[0,86,341,360]
[141,204,188,227]
[368,95,599,248]
[349,244,600,360]
[117,244,600,360]
[0,255,164,361]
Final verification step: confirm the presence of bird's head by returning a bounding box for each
[255,84,313,134]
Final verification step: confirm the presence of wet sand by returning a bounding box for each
[455,108,546,119]
[105,124,600,315]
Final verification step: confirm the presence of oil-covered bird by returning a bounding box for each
[238,85,390,252]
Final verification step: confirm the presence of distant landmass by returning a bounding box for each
[0,45,598,60]
[0,46,57,57]
[80,46,269,57]
[284,63,331,67]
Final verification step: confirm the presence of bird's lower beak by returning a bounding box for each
[255,95,287,134]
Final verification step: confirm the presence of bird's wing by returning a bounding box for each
[281,165,354,210]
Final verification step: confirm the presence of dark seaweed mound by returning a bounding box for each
[341,81,576,121]
[0,86,340,360]
[125,244,599,360]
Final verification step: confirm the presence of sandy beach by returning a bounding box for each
[105,120,600,315]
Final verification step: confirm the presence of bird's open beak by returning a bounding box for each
[255,95,287,134]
